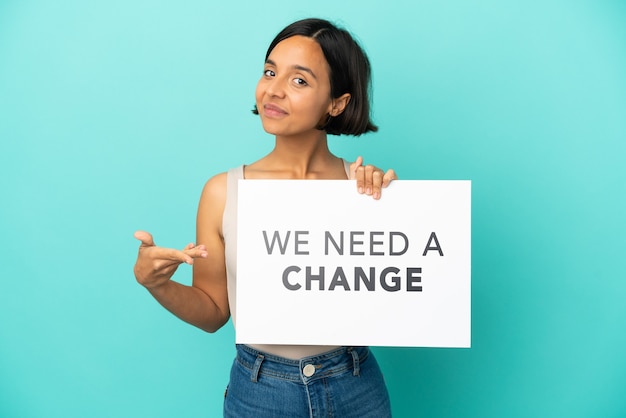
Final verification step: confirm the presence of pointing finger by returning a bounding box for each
[156,247,195,265]
[182,243,208,261]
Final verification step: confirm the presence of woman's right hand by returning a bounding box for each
[133,230,208,290]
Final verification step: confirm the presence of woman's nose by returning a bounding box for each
[266,78,286,98]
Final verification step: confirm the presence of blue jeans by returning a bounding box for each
[223,344,392,417]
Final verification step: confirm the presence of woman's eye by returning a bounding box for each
[264,69,275,77]
[294,78,308,86]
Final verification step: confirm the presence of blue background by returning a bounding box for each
[1,0,625,416]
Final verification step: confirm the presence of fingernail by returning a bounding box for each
[374,192,380,199]
[366,187,372,195]
[358,187,364,194]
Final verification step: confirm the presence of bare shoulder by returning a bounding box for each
[200,172,228,203]
[197,172,228,234]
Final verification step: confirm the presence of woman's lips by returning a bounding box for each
[263,103,288,118]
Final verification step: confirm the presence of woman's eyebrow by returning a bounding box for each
[265,59,317,80]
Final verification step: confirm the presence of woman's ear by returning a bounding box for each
[329,93,351,116]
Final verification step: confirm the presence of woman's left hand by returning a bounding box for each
[349,156,398,200]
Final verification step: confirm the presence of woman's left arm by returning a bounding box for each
[349,156,398,200]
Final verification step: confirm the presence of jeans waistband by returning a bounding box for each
[235,344,369,383]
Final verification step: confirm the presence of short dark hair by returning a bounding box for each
[253,18,378,136]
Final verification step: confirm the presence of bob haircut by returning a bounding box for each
[253,18,378,136]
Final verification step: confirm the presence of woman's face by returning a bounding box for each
[255,35,334,137]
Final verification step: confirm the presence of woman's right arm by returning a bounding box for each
[133,173,230,333]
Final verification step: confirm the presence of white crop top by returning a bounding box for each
[222,161,351,359]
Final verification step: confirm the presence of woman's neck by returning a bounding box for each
[246,130,345,179]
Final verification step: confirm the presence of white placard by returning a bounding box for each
[236,180,471,347]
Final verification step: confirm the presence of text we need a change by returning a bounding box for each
[261,228,444,293]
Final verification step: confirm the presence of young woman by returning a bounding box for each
[133,18,396,417]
